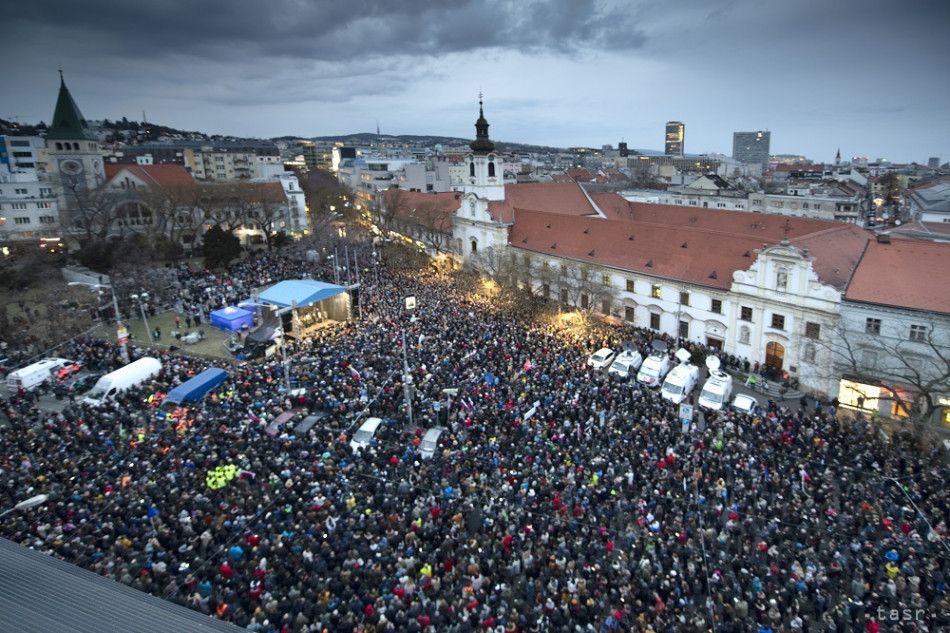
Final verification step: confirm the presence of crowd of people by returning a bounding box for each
[1,247,947,632]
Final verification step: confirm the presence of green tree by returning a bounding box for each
[202,225,241,269]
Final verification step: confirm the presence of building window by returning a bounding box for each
[601,273,610,287]
[861,349,878,367]
[740,306,753,322]
[580,269,589,282]
[651,284,661,299]
[679,320,689,338]
[649,312,660,330]
[470,239,477,254]
[865,318,881,335]
[580,293,589,309]
[771,313,785,330]
[560,288,568,304]
[804,322,820,339]
[39,216,56,224]
[739,325,750,344]
[909,324,928,342]
[11,203,27,210]
[469,162,475,178]
[679,291,689,306]
[802,343,816,363]
[624,306,635,323]
[560,264,568,276]
[625,279,634,292]
[488,161,495,178]
[14,188,27,195]
[776,270,788,291]
[541,284,550,298]
[13,217,31,225]
[601,298,611,314]
[711,298,722,314]
[542,261,550,271]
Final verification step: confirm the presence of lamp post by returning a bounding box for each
[69,281,128,363]
[130,293,153,344]
[0,493,49,519]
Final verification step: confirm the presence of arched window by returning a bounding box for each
[470,238,478,254]
[55,142,63,151]
[72,142,80,150]
[469,162,475,178]
[488,160,495,178]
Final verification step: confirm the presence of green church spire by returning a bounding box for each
[46,71,97,141]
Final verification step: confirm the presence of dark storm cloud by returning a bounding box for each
[3,0,647,62]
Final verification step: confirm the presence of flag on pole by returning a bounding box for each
[350,367,361,381]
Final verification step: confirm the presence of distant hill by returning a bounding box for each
[297,132,565,153]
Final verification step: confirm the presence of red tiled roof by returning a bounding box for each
[487,182,601,223]
[846,238,950,314]
[508,201,870,290]
[105,164,194,187]
[383,190,459,234]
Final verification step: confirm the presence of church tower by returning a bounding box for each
[461,95,504,201]
[45,72,106,192]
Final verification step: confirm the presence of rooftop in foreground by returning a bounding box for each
[0,537,243,633]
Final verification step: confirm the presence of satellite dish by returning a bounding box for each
[651,339,669,354]
[894,219,902,226]
[675,348,691,364]
[706,356,721,372]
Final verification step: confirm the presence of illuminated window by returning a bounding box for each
[601,274,610,287]
[679,291,689,306]
[651,284,661,299]
[625,279,634,292]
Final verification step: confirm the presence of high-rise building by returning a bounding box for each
[618,141,629,158]
[732,131,771,169]
[928,157,940,169]
[665,121,684,156]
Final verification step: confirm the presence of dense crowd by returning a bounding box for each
[1,249,947,633]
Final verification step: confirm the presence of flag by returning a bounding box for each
[147,505,160,519]
[484,371,495,385]
[350,367,361,381]
[523,359,532,372]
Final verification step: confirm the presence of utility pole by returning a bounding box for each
[401,328,414,429]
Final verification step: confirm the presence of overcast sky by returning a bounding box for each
[2,0,948,163]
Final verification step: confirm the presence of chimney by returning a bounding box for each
[876,234,891,244]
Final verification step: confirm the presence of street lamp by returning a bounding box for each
[69,281,129,363]
[0,493,49,519]
[130,293,153,344]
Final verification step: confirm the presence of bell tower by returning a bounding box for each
[462,94,504,201]
[45,71,105,193]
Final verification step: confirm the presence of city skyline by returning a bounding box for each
[2,0,948,163]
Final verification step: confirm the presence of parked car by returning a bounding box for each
[420,427,446,459]
[66,373,103,395]
[731,393,759,415]
[350,417,383,453]
[587,348,616,371]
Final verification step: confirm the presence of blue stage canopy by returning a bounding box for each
[210,306,254,332]
[257,279,347,309]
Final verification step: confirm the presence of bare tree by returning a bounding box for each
[412,199,453,253]
[57,175,130,242]
[818,318,949,433]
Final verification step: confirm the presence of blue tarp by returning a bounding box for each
[210,306,254,332]
[164,368,228,406]
[257,279,346,309]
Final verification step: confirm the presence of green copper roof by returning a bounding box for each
[46,73,97,141]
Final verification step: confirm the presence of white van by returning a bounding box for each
[660,349,700,404]
[698,357,733,411]
[636,352,671,387]
[6,358,72,392]
[82,357,162,406]
[350,417,383,452]
[608,350,643,379]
